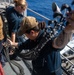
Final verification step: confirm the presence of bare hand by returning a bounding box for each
[3,39,11,47]
[67,10,74,26]
[66,10,74,31]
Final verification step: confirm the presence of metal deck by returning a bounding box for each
[0,0,74,75]
[3,60,31,75]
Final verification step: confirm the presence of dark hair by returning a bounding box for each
[25,21,46,34]
[38,21,46,30]
[13,0,18,6]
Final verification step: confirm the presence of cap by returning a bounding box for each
[18,16,38,36]
[13,0,26,6]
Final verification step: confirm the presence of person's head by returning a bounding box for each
[13,0,27,13]
[18,16,46,40]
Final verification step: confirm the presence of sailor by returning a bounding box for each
[6,15,74,75]
[0,15,7,67]
[6,0,27,43]
[0,15,6,75]
[5,0,27,60]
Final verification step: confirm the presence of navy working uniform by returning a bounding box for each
[6,6,24,42]
[12,30,62,75]
[0,16,6,66]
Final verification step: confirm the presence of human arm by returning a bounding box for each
[52,10,74,49]
[10,14,23,42]
[52,26,73,49]
[10,14,21,42]
[7,39,18,48]
[11,32,16,42]
[7,38,31,49]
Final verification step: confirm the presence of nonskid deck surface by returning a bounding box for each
[0,1,31,75]
[0,1,74,75]
[3,60,32,75]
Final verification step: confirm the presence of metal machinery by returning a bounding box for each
[0,0,74,75]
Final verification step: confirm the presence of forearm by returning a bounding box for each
[52,29,73,49]
[11,32,16,42]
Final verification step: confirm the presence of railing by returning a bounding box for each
[0,0,74,75]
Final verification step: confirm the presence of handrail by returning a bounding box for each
[25,7,74,75]
[27,8,50,21]
[61,54,74,66]
[0,0,74,74]
[67,45,74,53]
